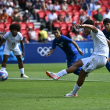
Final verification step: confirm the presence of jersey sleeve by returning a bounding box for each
[90,29,99,36]
[63,36,73,43]
[3,32,10,40]
[52,40,56,49]
[91,29,105,39]
[18,32,23,41]
[102,29,106,35]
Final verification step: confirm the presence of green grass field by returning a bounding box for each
[0,63,110,110]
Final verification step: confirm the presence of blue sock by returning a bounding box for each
[106,62,110,72]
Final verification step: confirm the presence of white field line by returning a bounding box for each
[8,78,110,82]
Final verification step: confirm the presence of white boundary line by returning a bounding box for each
[8,78,110,82]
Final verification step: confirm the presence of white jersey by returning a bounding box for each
[90,29,109,58]
[3,31,23,50]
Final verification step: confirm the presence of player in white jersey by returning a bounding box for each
[0,23,29,78]
[46,19,110,97]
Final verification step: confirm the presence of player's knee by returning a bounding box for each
[74,60,83,67]
[3,57,8,62]
[68,65,71,68]
[79,70,88,78]
[17,57,22,62]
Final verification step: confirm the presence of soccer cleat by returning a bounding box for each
[46,71,59,80]
[21,74,29,78]
[64,91,78,97]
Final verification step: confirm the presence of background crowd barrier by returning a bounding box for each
[0,42,94,63]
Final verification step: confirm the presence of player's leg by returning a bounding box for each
[66,59,83,73]
[16,55,23,68]
[1,55,9,70]
[65,56,94,97]
[67,57,82,76]
[64,55,107,97]
[64,69,88,97]
[16,55,28,78]
[46,59,83,80]
[13,48,29,78]
[1,46,10,70]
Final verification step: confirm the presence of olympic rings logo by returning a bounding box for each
[37,47,52,56]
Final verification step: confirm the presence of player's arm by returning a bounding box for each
[76,24,98,33]
[46,48,54,57]
[106,39,110,63]
[72,41,84,55]
[20,40,25,57]
[0,38,6,47]
[107,39,110,51]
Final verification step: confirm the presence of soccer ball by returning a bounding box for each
[0,70,8,81]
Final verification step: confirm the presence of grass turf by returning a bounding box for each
[0,63,110,110]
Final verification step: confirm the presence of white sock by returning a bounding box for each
[1,67,6,70]
[20,68,24,74]
[56,69,67,78]
[72,83,81,95]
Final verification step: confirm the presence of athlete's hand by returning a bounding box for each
[46,53,50,57]
[107,58,110,63]
[75,24,85,29]
[78,49,84,55]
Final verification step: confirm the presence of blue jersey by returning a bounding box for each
[102,29,110,40]
[52,35,78,59]
[82,34,91,41]
[103,29,110,72]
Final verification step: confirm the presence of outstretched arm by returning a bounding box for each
[72,41,84,55]
[76,24,98,33]
[20,40,25,57]
[46,48,54,57]
[0,38,6,47]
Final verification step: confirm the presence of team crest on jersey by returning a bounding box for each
[58,42,63,47]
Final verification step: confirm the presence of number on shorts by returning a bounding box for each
[85,62,90,68]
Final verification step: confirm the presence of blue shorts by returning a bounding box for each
[106,53,110,72]
[67,56,82,75]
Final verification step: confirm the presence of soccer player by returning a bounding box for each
[46,27,84,77]
[46,19,110,97]
[0,23,29,78]
[103,18,110,72]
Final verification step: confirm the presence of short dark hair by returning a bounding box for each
[51,9,55,12]
[3,9,6,12]
[53,27,60,31]
[40,25,45,30]
[103,18,110,25]
[9,23,21,31]
[83,19,94,25]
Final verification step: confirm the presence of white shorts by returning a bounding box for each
[3,46,21,55]
[82,54,107,73]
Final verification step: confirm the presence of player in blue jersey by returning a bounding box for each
[46,27,84,78]
[103,18,110,72]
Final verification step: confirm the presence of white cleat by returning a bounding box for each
[64,91,78,97]
[46,71,59,80]
[21,74,29,78]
